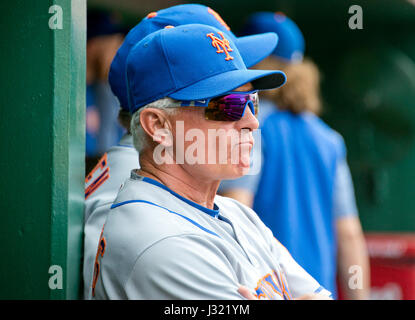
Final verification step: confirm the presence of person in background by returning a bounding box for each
[86,9,125,172]
[219,12,370,300]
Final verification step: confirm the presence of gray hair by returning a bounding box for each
[131,98,181,153]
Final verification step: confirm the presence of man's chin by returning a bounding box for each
[219,165,250,181]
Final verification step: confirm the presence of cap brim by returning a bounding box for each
[235,32,278,67]
[168,68,286,101]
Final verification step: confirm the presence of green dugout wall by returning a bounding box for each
[0,1,85,299]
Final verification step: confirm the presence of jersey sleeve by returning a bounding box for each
[333,157,359,219]
[260,224,333,299]
[123,234,245,299]
[271,237,333,299]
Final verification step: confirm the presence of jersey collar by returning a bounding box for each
[131,171,220,218]
[117,134,134,148]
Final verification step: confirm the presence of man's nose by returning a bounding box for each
[237,104,259,131]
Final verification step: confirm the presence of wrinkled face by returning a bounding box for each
[168,83,259,182]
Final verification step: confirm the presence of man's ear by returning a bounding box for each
[139,108,174,147]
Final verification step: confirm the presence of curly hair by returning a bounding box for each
[254,56,322,115]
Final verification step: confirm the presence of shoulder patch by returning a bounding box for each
[85,153,110,199]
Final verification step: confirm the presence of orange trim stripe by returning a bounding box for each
[85,168,110,199]
[85,153,108,183]
[91,235,107,297]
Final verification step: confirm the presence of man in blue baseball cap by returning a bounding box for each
[85,9,126,164]
[88,23,334,300]
[241,11,305,63]
[83,4,282,299]
[109,4,280,112]
[219,12,370,300]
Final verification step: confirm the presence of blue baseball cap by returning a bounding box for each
[126,24,286,114]
[241,12,305,63]
[109,4,279,110]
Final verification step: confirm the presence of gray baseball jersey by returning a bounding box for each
[89,170,332,300]
[83,134,138,299]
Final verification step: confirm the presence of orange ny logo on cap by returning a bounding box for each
[207,31,234,61]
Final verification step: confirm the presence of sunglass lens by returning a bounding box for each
[205,93,258,121]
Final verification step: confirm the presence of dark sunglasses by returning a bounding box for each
[181,91,259,121]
